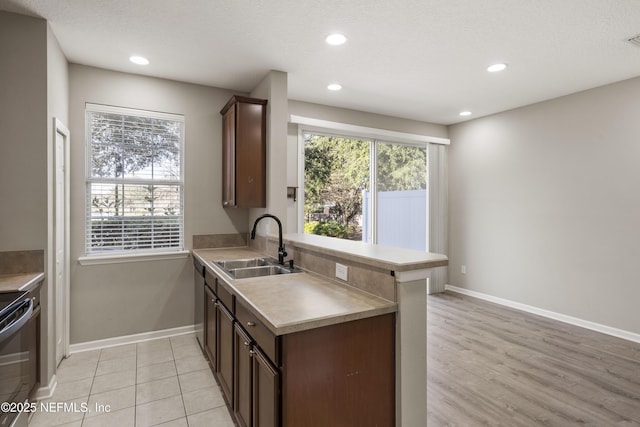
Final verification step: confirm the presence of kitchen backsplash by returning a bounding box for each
[193,233,247,249]
[0,250,44,274]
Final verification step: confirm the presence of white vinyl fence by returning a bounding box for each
[362,189,427,251]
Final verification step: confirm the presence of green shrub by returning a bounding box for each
[305,220,350,238]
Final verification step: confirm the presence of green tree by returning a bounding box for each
[304,134,370,236]
[304,134,427,240]
[377,143,427,191]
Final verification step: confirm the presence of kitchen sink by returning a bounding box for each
[214,257,271,269]
[212,257,304,279]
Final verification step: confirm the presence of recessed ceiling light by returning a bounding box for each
[459,111,472,116]
[487,63,507,72]
[327,83,342,91]
[326,33,347,46]
[129,55,149,65]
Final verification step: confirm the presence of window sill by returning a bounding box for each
[78,250,190,266]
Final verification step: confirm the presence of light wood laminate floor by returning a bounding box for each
[427,291,640,426]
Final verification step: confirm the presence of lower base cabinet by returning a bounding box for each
[281,314,395,427]
[234,324,253,427]
[252,345,280,427]
[197,269,394,427]
[217,302,234,405]
[235,323,280,427]
[204,285,217,365]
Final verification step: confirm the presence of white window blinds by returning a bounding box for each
[85,104,184,254]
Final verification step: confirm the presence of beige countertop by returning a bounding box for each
[283,233,448,272]
[193,247,397,335]
[0,272,45,293]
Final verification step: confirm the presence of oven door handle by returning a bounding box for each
[0,298,33,343]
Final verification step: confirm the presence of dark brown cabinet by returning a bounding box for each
[217,301,235,405]
[234,324,253,427]
[281,314,395,427]
[195,264,394,427]
[220,96,267,208]
[252,345,280,427]
[234,321,280,427]
[204,284,217,365]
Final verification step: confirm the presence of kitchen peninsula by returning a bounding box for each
[192,233,447,427]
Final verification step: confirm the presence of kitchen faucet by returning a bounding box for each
[250,214,287,265]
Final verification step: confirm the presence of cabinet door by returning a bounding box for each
[222,105,236,207]
[235,101,266,207]
[234,324,253,427]
[253,346,279,427]
[282,314,395,426]
[217,302,234,406]
[204,285,217,365]
[194,264,205,351]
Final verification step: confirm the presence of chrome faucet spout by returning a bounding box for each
[250,214,287,265]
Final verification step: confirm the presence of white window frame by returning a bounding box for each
[292,115,449,248]
[79,103,188,265]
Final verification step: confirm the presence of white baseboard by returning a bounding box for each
[69,324,196,354]
[444,285,640,344]
[35,373,57,400]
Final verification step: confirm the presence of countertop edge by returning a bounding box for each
[0,272,45,293]
[281,233,448,272]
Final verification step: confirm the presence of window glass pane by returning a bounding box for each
[86,106,183,254]
[88,112,181,181]
[88,183,182,252]
[303,133,370,241]
[122,117,181,181]
[375,142,427,251]
[89,113,124,179]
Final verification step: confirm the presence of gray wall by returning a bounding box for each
[0,12,48,251]
[69,65,246,343]
[250,71,290,235]
[0,11,66,388]
[45,23,69,386]
[448,75,640,335]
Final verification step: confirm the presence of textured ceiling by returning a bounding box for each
[2,0,640,125]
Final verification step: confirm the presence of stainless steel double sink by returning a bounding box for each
[212,257,304,279]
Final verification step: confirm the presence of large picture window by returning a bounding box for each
[303,132,428,251]
[85,104,184,255]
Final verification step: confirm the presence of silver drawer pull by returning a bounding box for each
[247,321,255,327]
[249,349,255,356]
[243,341,249,347]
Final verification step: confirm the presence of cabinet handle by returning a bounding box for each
[223,201,229,206]
[249,349,255,356]
[247,321,255,327]
[243,341,249,347]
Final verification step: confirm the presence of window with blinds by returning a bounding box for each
[85,104,184,255]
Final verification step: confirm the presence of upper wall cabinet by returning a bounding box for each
[220,95,268,208]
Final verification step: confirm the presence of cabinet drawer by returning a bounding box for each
[236,302,278,364]
[216,280,234,312]
[204,269,217,290]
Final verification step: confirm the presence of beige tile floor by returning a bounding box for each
[29,334,235,427]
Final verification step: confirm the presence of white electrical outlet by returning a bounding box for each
[461,265,467,275]
[335,263,349,281]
